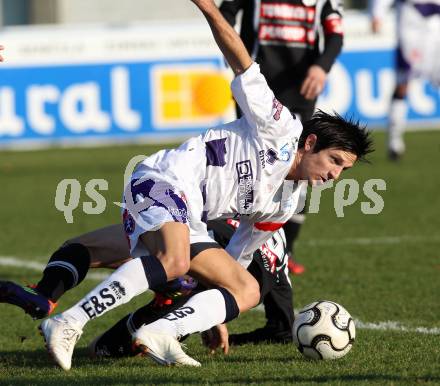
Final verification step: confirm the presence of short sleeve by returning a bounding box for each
[231,63,301,139]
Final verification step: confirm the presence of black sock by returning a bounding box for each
[139,255,167,291]
[36,243,91,301]
[282,221,302,255]
[217,287,240,323]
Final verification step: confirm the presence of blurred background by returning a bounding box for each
[0,0,439,148]
[0,0,367,25]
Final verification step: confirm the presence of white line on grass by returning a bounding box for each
[253,304,440,335]
[0,256,108,281]
[354,320,440,335]
[2,255,439,335]
[298,234,440,247]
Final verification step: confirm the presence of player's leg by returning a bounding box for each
[89,277,197,358]
[89,253,267,359]
[55,222,188,327]
[283,216,306,275]
[227,249,293,344]
[37,224,131,298]
[259,274,294,342]
[190,247,260,312]
[388,45,410,161]
[230,286,294,345]
[40,173,196,369]
[0,224,130,319]
[40,221,191,370]
[131,247,260,365]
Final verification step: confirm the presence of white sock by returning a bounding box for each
[388,98,407,154]
[139,289,227,339]
[62,257,150,328]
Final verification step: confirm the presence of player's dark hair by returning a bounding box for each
[299,110,374,162]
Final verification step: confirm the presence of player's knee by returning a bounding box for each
[236,276,260,312]
[173,257,191,276]
[161,254,190,279]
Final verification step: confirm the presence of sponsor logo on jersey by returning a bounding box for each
[260,24,315,45]
[279,143,291,162]
[236,160,254,212]
[272,97,284,121]
[260,148,279,168]
[261,3,315,22]
[266,148,278,165]
[259,150,266,168]
[259,3,316,46]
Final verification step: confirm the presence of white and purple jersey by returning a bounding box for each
[370,0,440,84]
[124,63,303,267]
[370,0,440,19]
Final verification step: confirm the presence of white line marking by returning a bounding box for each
[252,306,439,334]
[0,256,108,281]
[1,256,439,335]
[354,320,440,335]
[298,234,440,247]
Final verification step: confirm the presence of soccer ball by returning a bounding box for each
[293,300,355,360]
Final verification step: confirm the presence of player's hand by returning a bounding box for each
[201,324,229,355]
[0,45,4,62]
[300,65,326,100]
[371,17,382,34]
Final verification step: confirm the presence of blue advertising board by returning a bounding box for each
[0,48,439,147]
[319,48,440,128]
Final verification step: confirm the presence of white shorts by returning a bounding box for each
[121,169,215,258]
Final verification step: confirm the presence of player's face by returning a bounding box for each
[298,137,357,185]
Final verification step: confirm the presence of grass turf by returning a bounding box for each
[0,131,439,385]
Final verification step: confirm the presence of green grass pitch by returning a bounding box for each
[0,131,439,385]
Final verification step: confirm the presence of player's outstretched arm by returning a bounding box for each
[191,0,252,76]
[0,45,4,62]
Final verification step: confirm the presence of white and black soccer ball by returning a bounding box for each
[293,300,355,360]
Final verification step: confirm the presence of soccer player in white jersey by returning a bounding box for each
[370,0,440,160]
[36,0,372,370]
[85,219,292,359]
[1,220,292,355]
